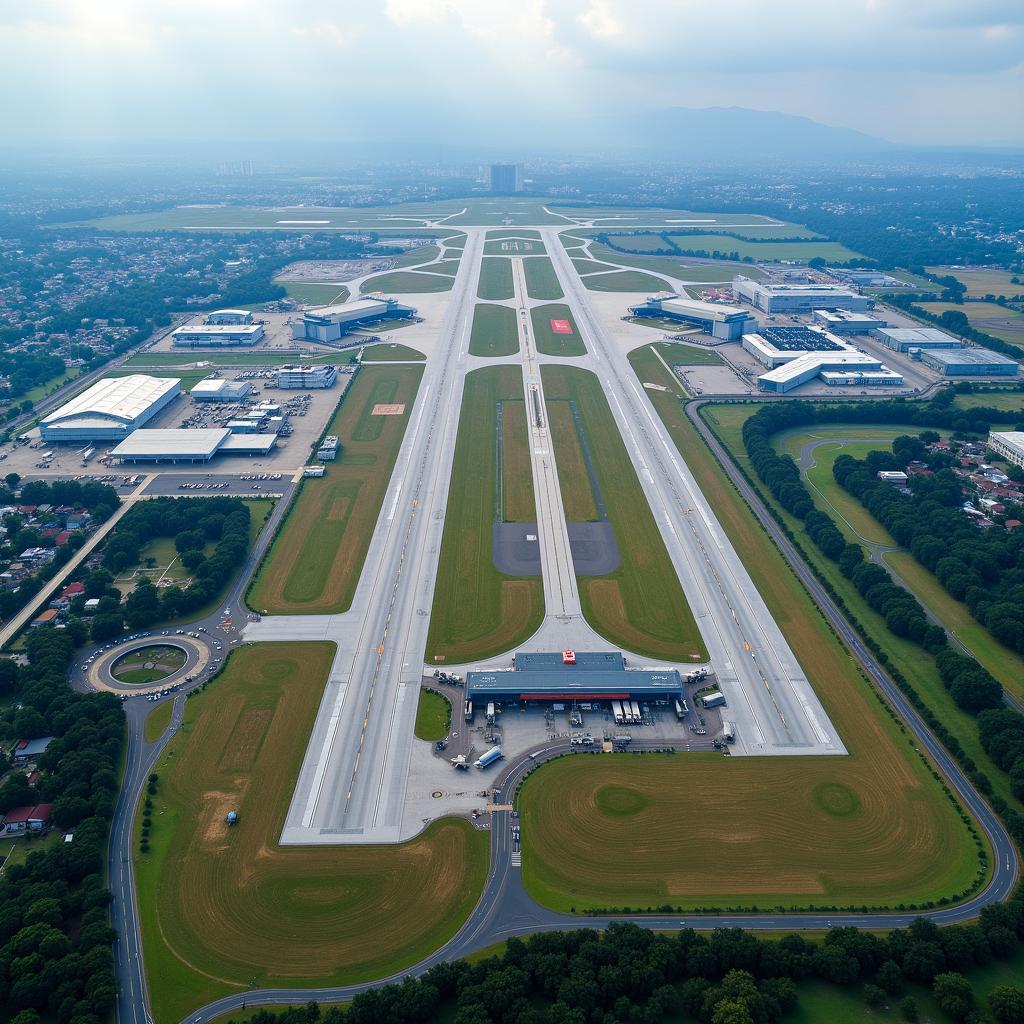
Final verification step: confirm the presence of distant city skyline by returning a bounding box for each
[2,1,1022,147]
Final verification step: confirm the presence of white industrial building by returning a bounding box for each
[733,276,874,314]
[206,309,254,325]
[40,375,181,443]
[742,326,903,393]
[988,432,1024,470]
[109,428,277,463]
[870,327,961,352]
[190,378,254,402]
[812,309,887,334]
[275,364,337,389]
[628,294,758,341]
[171,324,265,347]
[920,348,1019,377]
[291,297,416,343]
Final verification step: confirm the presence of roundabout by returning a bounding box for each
[85,635,212,696]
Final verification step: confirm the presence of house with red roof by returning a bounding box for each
[2,804,53,835]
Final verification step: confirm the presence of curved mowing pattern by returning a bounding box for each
[248,366,423,614]
[137,644,488,1023]
[519,754,983,913]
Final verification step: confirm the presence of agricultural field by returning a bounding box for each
[926,266,1024,299]
[359,343,426,362]
[477,258,514,300]
[530,304,586,357]
[698,398,1024,813]
[136,643,487,1024]
[541,364,707,661]
[427,366,544,663]
[919,300,1024,346]
[582,270,669,293]
[469,303,519,357]
[359,270,454,293]
[248,366,423,614]
[414,689,451,742]
[522,256,564,300]
[666,233,860,262]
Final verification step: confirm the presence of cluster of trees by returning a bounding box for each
[0,351,67,405]
[0,627,124,1021]
[93,496,252,638]
[739,402,1024,846]
[833,451,1024,655]
[222,912,1024,1024]
[885,294,1023,361]
[978,709,1024,811]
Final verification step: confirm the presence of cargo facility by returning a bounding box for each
[919,347,1019,377]
[40,375,181,443]
[190,378,253,402]
[171,324,265,347]
[733,276,874,314]
[291,297,416,343]
[108,428,277,463]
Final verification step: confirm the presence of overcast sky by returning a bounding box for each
[1,0,1022,149]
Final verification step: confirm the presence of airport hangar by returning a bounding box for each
[629,294,758,341]
[291,297,417,343]
[171,324,265,347]
[733,276,875,314]
[39,375,181,443]
[465,651,684,704]
[108,427,277,463]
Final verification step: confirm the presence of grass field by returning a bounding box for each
[477,258,514,300]
[517,349,988,913]
[470,303,519,357]
[530,304,586,357]
[386,243,440,268]
[112,645,186,685]
[144,701,174,743]
[926,266,1024,299]
[570,258,622,276]
[486,229,542,240]
[701,402,1024,814]
[583,270,671,292]
[666,233,861,262]
[426,366,544,663]
[360,271,454,293]
[919,301,1024,345]
[587,242,765,282]
[278,282,350,306]
[541,364,706,661]
[20,367,84,406]
[953,389,1024,412]
[248,366,423,614]
[414,689,452,742]
[649,341,724,366]
[522,257,564,300]
[136,643,488,1024]
[359,343,426,361]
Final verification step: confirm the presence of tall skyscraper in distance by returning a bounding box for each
[489,163,521,194]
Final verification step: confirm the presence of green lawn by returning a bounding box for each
[21,367,84,406]
[279,282,350,306]
[666,233,861,262]
[571,258,622,276]
[583,270,671,292]
[145,700,174,743]
[530,304,586,357]
[649,341,724,366]
[470,303,519,357]
[414,689,452,742]
[926,266,1024,299]
[954,390,1024,412]
[360,271,454,293]
[477,258,514,301]
[522,257,564,300]
[588,242,759,282]
[359,343,426,361]
[486,229,542,240]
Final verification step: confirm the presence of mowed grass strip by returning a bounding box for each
[427,366,544,663]
[360,271,454,293]
[541,364,706,660]
[650,341,724,366]
[517,346,987,914]
[530,303,586,357]
[248,366,423,614]
[571,257,623,276]
[143,700,174,743]
[522,256,564,300]
[546,402,598,522]
[137,644,488,1024]
[359,343,426,362]
[502,400,536,522]
[470,303,519,357]
[583,270,670,292]
[414,689,452,741]
[477,258,514,300]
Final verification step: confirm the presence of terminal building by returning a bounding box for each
[988,431,1024,470]
[275,364,337,389]
[465,651,683,704]
[870,327,962,352]
[190,378,253,402]
[733,276,874,314]
[171,324,265,347]
[743,327,903,393]
[291,297,417,343]
[40,375,181,443]
[812,309,887,334]
[109,428,277,463]
[628,294,757,341]
[205,309,254,325]
[919,347,1019,377]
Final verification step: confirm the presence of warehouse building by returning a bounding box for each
[40,375,181,443]
[870,327,962,353]
[171,324,265,347]
[109,428,277,463]
[920,347,1019,377]
[733,276,874,313]
[276,364,337,389]
[206,309,254,325]
[812,309,887,334]
[465,651,683,703]
[291,297,416,343]
[988,432,1024,470]
[628,294,757,341]
[190,378,253,402]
